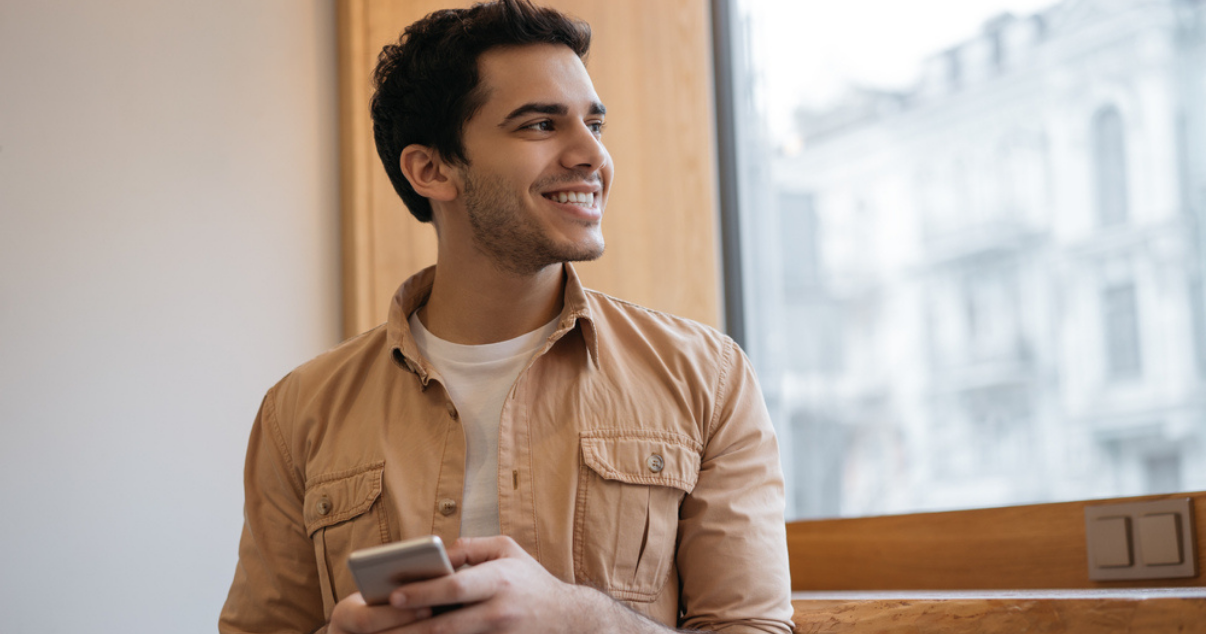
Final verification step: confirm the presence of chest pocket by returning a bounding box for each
[574,430,701,602]
[303,462,389,617]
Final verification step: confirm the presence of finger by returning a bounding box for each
[399,599,497,634]
[445,535,524,568]
[331,593,433,634]
[391,561,505,610]
[344,607,433,634]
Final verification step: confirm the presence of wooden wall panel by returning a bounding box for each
[337,0,720,337]
[787,491,1206,591]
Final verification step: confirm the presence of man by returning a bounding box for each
[219,1,793,632]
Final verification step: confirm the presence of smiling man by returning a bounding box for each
[218,2,793,633]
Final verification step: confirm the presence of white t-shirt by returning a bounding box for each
[408,312,558,538]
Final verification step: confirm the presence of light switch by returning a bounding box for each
[1089,516,1132,568]
[1137,513,1183,566]
[1084,498,1197,581]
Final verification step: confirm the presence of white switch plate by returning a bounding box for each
[1084,498,1197,581]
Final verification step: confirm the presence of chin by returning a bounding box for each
[575,244,606,263]
[565,232,605,262]
[556,240,605,264]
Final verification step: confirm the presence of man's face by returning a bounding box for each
[454,43,612,275]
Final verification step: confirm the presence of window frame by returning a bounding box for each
[709,0,1206,592]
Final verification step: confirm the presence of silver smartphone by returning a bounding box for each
[347,535,456,605]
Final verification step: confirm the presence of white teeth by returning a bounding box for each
[548,191,595,206]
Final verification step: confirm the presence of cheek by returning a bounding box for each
[602,162,615,193]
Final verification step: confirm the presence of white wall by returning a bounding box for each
[0,1,341,630]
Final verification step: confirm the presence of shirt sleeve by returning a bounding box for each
[219,384,328,634]
[676,339,795,634]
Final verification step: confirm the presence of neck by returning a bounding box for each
[419,257,565,345]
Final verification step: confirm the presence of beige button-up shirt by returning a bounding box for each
[219,265,794,633]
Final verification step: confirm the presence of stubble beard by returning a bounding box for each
[462,167,605,276]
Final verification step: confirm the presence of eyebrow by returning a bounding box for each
[498,101,607,127]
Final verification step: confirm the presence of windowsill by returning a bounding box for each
[791,589,1206,633]
[793,588,1206,599]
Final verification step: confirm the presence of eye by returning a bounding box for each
[588,120,606,135]
[520,120,555,132]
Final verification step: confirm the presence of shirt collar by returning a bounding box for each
[556,262,601,368]
[387,263,600,382]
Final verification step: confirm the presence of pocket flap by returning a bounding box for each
[303,462,384,536]
[580,431,701,493]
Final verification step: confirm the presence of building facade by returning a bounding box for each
[751,0,1206,518]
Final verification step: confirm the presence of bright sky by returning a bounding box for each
[738,0,1061,137]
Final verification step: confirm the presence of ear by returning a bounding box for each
[399,144,458,202]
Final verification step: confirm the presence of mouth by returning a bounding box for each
[541,190,597,208]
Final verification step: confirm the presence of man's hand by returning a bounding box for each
[384,535,670,634]
[328,592,432,634]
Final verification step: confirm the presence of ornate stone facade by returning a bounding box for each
[747,0,1206,518]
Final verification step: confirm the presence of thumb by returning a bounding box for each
[447,535,526,567]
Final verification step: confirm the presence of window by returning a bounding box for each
[1102,283,1142,380]
[1092,105,1130,227]
[1191,278,1206,376]
[778,192,820,295]
[722,0,1206,520]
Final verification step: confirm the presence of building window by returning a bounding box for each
[1092,105,1129,227]
[1191,279,1206,377]
[1102,283,1142,380]
[779,192,820,294]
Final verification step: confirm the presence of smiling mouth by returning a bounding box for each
[542,191,596,207]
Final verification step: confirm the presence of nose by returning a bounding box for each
[560,120,609,172]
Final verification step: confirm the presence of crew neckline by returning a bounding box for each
[408,312,560,365]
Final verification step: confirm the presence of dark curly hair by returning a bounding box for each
[371,0,592,222]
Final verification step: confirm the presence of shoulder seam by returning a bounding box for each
[263,383,306,498]
[583,288,714,331]
[705,337,737,443]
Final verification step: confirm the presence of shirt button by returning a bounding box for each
[438,498,458,516]
[316,496,332,516]
[647,454,665,473]
[446,402,458,419]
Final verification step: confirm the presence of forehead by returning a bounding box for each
[474,44,600,115]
